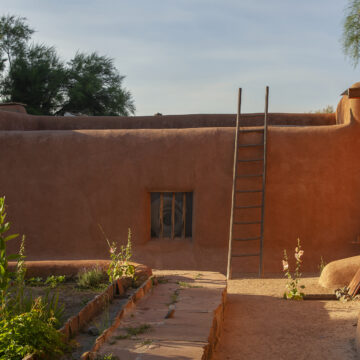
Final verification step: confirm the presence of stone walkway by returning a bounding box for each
[95,270,226,359]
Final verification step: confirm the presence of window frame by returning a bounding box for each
[150,191,193,240]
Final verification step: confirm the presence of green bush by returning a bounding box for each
[0,196,66,358]
[0,299,67,359]
[77,266,107,289]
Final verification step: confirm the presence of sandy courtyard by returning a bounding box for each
[213,277,360,360]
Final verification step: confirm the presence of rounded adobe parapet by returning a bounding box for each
[319,255,360,289]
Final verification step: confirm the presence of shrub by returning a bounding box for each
[0,196,66,358]
[77,266,107,289]
[0,298,67,359]
[99,225,135,282]
[9,237,64,328]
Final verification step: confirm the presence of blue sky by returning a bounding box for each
[2,0,358,115]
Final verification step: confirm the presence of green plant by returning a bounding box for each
[95,354,119,360]
[9,239,34,317]
[0,298,67,359]
[26,277,44,286]
[141,339,153,346]
[76,266,108,289]
[45,275,66,289]
[178,281,202,288]
[126,324,151,336]
[115,324,151,340]
[0,196,66,358]
[282,238,305,300]
[7,235,65,327]
[15,235,26,286]
[99,225,135,282]
[116,324,151,340]
[93,298,111,335]
[41,289,65,329]
[318,256,327,276]
[335,286,352,302]
[11,235,26,315]
[0,196,20,316]
[81,297,92,306]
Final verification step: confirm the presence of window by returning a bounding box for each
[151,192,193,239]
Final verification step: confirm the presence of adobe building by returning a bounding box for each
[1,84,360,274]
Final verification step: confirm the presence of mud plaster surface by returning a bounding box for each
[213,277,359,360]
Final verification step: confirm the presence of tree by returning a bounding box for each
[0,14,34,69]
[1,44,68,115]
[342,0,360,67]
[60,52,135,116]
[0,14,135,116]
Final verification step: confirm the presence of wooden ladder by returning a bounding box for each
[226,87,269,279]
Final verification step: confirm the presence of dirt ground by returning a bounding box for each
[213,276,360,360]
[22,281,108,326]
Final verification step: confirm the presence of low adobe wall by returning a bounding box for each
[0,109,335,130]
[1,97,360,273]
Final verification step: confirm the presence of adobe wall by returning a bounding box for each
[0,110,335,130]
[0,97,359,273]
[1,127,234,271]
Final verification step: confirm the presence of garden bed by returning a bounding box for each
[5,261,152,360]
[20,279,111,327]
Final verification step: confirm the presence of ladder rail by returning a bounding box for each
[259,86,269,277]
[226,88,242,280]
[227,86,269,280]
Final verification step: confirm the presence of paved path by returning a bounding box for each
[96,270,226,359]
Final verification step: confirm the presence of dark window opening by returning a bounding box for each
[151,192,193,239]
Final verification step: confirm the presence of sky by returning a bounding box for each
[2,0,358,115]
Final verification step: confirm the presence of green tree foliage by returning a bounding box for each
[60,52,135,116]
[0,14,34,69]
[1,44,68,115]
[0,14,135,115]
[343,0,360,67]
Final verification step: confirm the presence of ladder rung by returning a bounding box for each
[238,158,264,162]
[234,236,261,241]
[234,221,262,225]
[237,174,263,178]
[236,189,263,193]
[232,253,260,257]
[239,128,264,133]
[239,143,263,147]
[235,205,262,209]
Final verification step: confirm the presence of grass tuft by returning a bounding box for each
[76,266,108,289]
